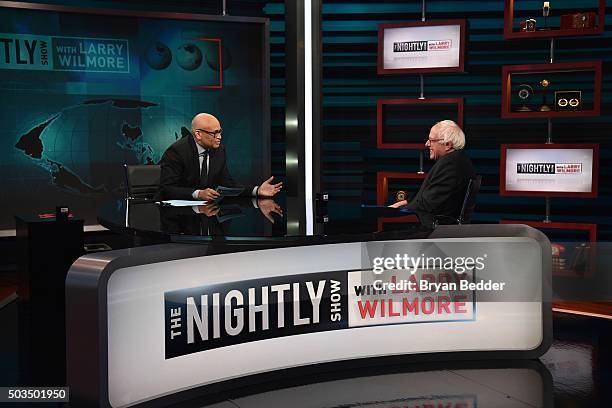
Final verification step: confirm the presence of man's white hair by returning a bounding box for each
[434,120,465,150]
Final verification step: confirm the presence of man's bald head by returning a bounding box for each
[191,113,220,132]
[191,112,222,149]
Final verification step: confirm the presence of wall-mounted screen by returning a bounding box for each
[500,144,599,198]
[377,20,466,74]
[0,2,270,232]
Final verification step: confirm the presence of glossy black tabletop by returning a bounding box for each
[97,195,434,242]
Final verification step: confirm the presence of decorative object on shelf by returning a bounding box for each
[555,90,582,111]
[539,79,552,111]
[394,190,408,202]
[560,12,596,29]
[517,83,534,111]
[542,1,551,30]
[520,19,537,32]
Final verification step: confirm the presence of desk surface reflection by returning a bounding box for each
[98,196,434,242]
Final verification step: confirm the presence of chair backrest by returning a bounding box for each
[458,175,482,224]
[124,164,161,199]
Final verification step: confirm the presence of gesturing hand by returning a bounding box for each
[197,188,220,201]
[257,176,283,197]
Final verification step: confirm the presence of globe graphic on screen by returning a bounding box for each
[176,43,203,71]
[145,42,172,70]
[14,99,189,196]
[205,43,232,71]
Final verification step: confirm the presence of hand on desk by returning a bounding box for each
[197,202,220,217]
[197,188,220,201]
[258,176,283,197]
[388,200,408,208]
[258,199,283,224]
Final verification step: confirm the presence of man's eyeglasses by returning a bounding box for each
[196,128,223,138]
[426,138,444,144]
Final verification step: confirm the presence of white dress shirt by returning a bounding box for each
[191,141,258,199]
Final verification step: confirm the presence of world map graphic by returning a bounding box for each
[14,99,189,196]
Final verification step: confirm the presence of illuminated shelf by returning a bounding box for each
[504,0,605,39]
[376,171,426,206]
[501,61,602,119]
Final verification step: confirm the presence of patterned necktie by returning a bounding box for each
[199,150,209,187]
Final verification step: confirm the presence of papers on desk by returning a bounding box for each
[157,200,207,207]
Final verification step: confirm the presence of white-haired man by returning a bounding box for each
[390,120,475,220]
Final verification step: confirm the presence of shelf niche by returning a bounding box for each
[504,0,605,39]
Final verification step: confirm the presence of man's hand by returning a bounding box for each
[197,202,220,217]
[388,200,408,209]
[197,188,220,201]
[257,199,283,224]
[257,176,283,197]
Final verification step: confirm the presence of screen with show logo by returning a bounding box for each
[378,20,465,74]
[500,144,599,197]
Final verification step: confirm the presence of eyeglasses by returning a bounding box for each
[196,128,223,138]
[426,138,444,144]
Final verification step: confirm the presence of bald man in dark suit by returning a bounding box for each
[158,113,282,201]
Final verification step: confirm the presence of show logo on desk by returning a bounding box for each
[164,272,348,358]
[164,260,477,358]
[348,255,477,328]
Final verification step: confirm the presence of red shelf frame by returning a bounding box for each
[504,0,605,39]
[377,19,466,75]
[499,143,599,198]
[499,220,597,242]
[377,98,464,149]
[376,171,426,206]
[501,61,602,119]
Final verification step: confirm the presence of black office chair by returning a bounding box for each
[123,164,161,200]
[433,175,482,226]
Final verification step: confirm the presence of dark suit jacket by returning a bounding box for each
[158,136,254,200]
[407,149,476,219]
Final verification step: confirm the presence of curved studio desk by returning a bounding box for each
[67,197,552,407]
